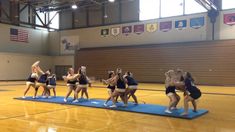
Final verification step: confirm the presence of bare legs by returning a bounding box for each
[82,88,89,99]
[181,95,196,116]
[64,85,76,102]
[23,83,34,97]
[172,93,180,109]
[126,89,138,104]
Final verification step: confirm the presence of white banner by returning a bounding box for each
[60,36,79,55]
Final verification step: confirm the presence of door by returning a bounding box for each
[55,65,72,80]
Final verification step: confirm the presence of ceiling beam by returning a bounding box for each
[195,0,218,11]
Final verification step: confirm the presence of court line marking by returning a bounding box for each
[0,83,235,96]
[0,106,75,121]
[10,118,90,132]
[91,85,235,96]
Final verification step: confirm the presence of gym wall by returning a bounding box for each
[75,40,235,85]
[0,23,74,80]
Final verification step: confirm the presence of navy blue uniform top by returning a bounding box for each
[184,78,200,94]
[27,73,37,83]
[125,76,138,86]
[38,74,48,83]
[79,75,88,85]
[117,77,126,89]
[47,76,56,86]
[107,85,115,90]
[180,76,184,81]
[67,79,77,84]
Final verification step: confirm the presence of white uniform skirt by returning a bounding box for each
[36,82,46,87]
[127,85,138,89]
[115,88,126,93]
[47,85,56,89]
[26,81,35,85]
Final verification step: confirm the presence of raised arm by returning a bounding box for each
[64,73,80,80]
[36,66,45,75]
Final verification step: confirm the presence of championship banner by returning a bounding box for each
[101,28,109,37]
[190,17,204,29]
[60,36,79,55]
[175,20,187,30]
[160,21,172,32]
[146,23,158,33]
[134,24,144,35]
[111,27,121,36]
[224,13,235,25]
[122,26,132,36]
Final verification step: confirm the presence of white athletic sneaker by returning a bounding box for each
[180,112,188,116]
[72,99,79,103]
[170,107,177,110]
[103,103,108,107]
[64,98,67,102]
[32,96,36,99]
[22,96,26,99]
[48,96,52,99]
[165,109,172,114]
[109,104,117,108]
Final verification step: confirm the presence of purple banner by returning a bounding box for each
[160,21,172,32]
[134,24,144,35]
[122,26,132,36]
[224,13,235,25]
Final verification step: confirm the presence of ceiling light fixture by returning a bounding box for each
[71,4,78,9]
[108,0,115,3]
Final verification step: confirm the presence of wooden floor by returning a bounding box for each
[0,81,235,132]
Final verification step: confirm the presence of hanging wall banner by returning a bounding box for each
[134,24,144,35]
[190,17,204,29]
[146,23,158,33]
[175,20,187,30]
[60,36,79,55]
[160,21,172,32]
[111,27,121,36]
[224,13,235,25]
[101,28,109,37]
[122,26,132,36]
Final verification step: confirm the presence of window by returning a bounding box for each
[185,0,207,14]
[139,0,208,21]
[161,0,183,17]
[222,0,235,10]
[49,11,59,29]
[35,11,48,30]
[139,0,160,21]
[35,11,45,26]
[35,11,59,30]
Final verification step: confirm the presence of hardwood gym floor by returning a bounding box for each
[0,81,234,132]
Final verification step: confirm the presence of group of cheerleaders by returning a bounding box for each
[23,61,201,116]
[165,69,201,116]
[23,61,56,99]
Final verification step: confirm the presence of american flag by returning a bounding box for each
[10,28,28,43]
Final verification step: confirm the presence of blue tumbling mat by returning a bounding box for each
[14,96,208,119]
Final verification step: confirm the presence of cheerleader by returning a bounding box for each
[175,69,185,91]
[102,71,116,106]
[73,66,91,103]
[22,61,40,98]
[46,74,57,97]
[164,70,179,114]
[34,68,51,98]
[124,71,138,104]
[63,68,80,102]
[181,72,201,116]
[109,68,127,108]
